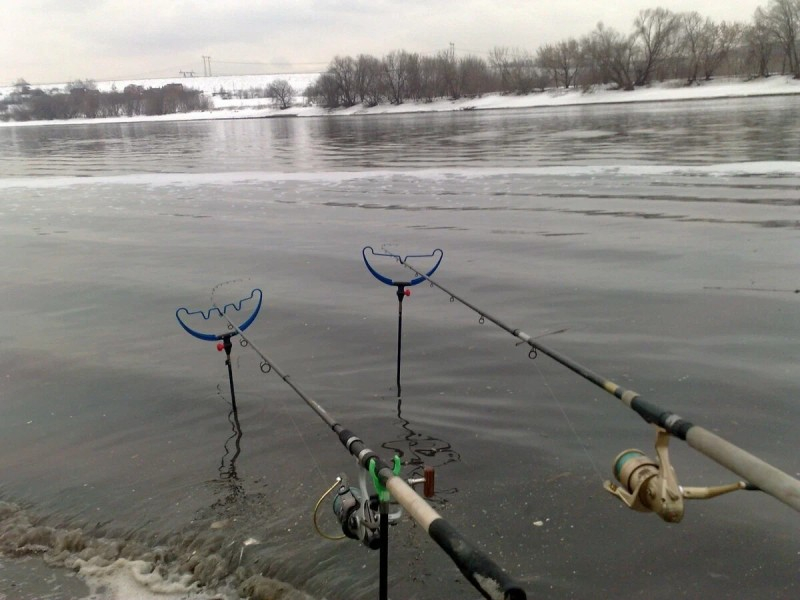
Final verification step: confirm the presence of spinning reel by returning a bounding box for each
[604,428,755,522]
[316,457,436,548]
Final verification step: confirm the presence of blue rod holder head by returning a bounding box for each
[176,288,263,342]
[362,247,443,287]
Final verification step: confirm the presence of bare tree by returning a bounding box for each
[305,73,341,107]
[405,53,422,100]
[745,8,777,77]
[123,84,144,116]
[71,88,101,118]
[699,21,743,80]
[583,23,637,90]
[100,87,125,117]
[766,0,800,76]
[434,50,462,99]
[489,47,513,92]
[327,56,358,107]
[355,54,383,106]
[538,40,581,88]
[437,50,461,99]
[633,8,681,85]
[489,47,540,93]
[458,55,493,96]
[680,12,706,83]
[382,50,414,104]
[418,55,444,101]
[555,39,582,88]
[508,49,544,93]
[537,44,560,87]
[268,79,295,109]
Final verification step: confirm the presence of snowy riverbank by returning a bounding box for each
[2,74,800,127]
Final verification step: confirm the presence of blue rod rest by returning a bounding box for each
[362,247,443,286]
[176,288,263,342]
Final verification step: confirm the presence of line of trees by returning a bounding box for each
[1,80,210,122]
[307,0,800,108]
[0,76,295,121]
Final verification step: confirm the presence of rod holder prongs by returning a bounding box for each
[604,428,751,523]
[176,288,262,342]
[362,247,443,287]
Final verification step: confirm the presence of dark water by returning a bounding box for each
[0,97,799,599]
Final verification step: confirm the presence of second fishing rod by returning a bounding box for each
[396,254,800,518]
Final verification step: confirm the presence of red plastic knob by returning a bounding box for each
[216,342,224,352]
[404,289,411,297]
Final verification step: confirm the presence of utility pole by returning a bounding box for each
[202,56,212,77]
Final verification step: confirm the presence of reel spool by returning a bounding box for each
[332,483,382,549]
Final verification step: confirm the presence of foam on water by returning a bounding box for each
[2,161,800,190]
[77,558,227,600]
[0,501,316,600]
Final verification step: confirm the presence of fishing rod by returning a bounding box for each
[176,288,526,600]
[398,258,800,519]
[362,247,443,397]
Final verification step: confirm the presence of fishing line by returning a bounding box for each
[399,258,800,515]
[278,384,330,486]
[532,358,604,484]
[210,278,252,306]
[211,280,328,485]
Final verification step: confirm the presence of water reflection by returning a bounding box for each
[218,405,244,487]
[212,386,245,508]
[3,95,800,177]
[381,396,460,497]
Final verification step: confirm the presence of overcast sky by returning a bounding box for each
[2,0,767,85]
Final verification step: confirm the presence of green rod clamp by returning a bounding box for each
[369,456,401,503]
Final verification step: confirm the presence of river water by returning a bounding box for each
[0,97,799,599]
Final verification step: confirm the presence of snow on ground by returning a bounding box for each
[2,73,800,127]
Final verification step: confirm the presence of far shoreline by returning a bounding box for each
[2,76,799,128]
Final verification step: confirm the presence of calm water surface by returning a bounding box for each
[0,97,798,599]
[2,95,800,177]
